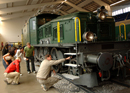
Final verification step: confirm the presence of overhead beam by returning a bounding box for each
[93,0,109,6]
[1,11,36,21]
[67,0,91,13]
[26,0,30,5]
[57,10,68,15]
[11,2,14,7]
[6,3,8,8]
[0,0,26,4]
[0,1,62,15]
[65,1,87,12]
[40,0,43,3]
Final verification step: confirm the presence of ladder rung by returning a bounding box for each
[64,53,80,55]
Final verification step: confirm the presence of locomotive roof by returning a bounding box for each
[38,11,96,29]
[51,11,92,22]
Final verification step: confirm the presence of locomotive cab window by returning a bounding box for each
[53,24,64,40]
[38,28,43,38]
[45,25,51,37]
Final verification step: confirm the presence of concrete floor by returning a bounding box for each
[0,51,59,93]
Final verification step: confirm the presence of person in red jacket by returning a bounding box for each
[4,57,21,85]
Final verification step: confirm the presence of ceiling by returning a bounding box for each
[0,0,130,21]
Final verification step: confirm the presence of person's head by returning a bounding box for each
[19,47,24,52]
[16,57,21,62]
[9,47,17,56]
[5,43,8,48]
[45,54,52,61]
[27,42,31,48]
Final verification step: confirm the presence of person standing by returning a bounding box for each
[36,54,71,91]
[2,43,8,56]
[24,42,36,74]
[4,57,21,85]
[15,47,24,59]
[14,47,24,76]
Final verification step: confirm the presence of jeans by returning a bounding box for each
[26,56,35,72]
[3,59,8,69]
[2,59,11,69]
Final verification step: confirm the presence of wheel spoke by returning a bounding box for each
[68,59,80,76]
[51,48,64,73]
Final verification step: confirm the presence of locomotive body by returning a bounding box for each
[22,7,130,87]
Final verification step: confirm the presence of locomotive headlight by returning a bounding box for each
[98,12,106,20]
[82,31,94,42]
[97,6,107,21]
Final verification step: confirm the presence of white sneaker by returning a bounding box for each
[20,74,23,76]
[33,71,37,74]
[28,71,30,74]
[41,84,47,91]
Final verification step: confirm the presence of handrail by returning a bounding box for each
[119,23,126,40]
[75,17,81,42]
[57,22,60,43]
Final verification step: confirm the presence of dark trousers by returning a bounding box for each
[26,56,35,72]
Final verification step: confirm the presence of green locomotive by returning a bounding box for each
[22,6,130,87]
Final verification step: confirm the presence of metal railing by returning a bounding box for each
[119,23,126,40]
[57,22,60,43]
[75,17,81,42]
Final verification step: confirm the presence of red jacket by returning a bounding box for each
[5,59,20,73]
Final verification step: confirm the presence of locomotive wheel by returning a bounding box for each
[43,47,49,56]
[34,48,39,62]
[38,47,44,61]
[68,59,80,76]
[51,48,64,73]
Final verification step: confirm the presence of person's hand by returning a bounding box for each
[53,70,56,75]
[65,56,71,60]
[6,62,9,65]
[26,58,29,60]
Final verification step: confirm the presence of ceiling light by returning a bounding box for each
[110,0,125,6]
[65,0,67,1]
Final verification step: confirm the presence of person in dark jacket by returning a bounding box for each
[4,57,21,85]
[2,43,8,56]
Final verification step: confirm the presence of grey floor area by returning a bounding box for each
[0,51,59,93]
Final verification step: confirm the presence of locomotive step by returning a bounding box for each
[65,63,80,67]
[64,53,80,55]
[62,73,79,80]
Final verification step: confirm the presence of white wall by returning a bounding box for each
[0,16,29,45]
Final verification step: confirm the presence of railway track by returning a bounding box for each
[57,73,95,93]
[111,78,130,88]
[56,73,130,93]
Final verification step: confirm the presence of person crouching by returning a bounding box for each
[4,57,21,85]
[36,54,71,91]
